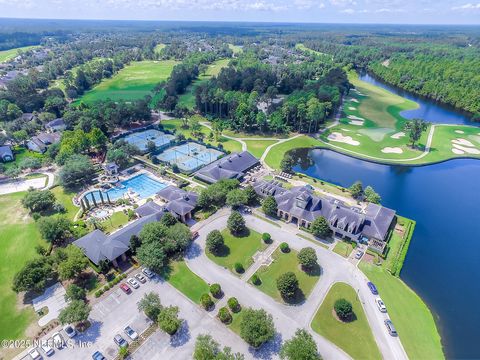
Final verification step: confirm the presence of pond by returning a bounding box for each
[293,74,480,358]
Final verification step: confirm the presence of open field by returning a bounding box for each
[244,140,278,158]
[161,118,242,153]
[250,248,320,303]
[0,192,46,341]
[50,186,78,220]
[332,240,356,258]
[162,260,210,304]
[0,45,40,63]
[100,211,129,234]
[178,59,230,110]
[359,262,444,359]
[206,228,266,273]
[264,135,320,169]
[77,60,178,104]
[311,282,382,360]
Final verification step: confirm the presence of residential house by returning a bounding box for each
[0,145,14,162]
[194,151,259,184]
[157,185,198,222]
[27,132,61,153]
[45,118,66,132]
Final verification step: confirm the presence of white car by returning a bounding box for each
[124,325,139,340]
[52,332,65,349]
[127,277,139,289]
[375,297,387,313]
[142,267,154,278]
[135,273,147,283]
[40,340,54,356]
[28,347,42,359]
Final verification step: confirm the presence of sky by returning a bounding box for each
[1,0,480,25]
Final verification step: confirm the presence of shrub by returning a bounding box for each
[65,284,86,301]
[210,283,222,298]
[297,247,318,270]
[240,308,275,348]
[206,230,224,255]
[262,233,272,244]
[217,307,232,324]
[251,274,261,286]
[158,305,182,335]
[262,196,278,217]
[311,216,332,238]
[95,290,103,298]
[200,293,214,310]
[234,262,244,274]
[276,272,299,299]
[334,298,353,321]
[280,242,290,253]
[227,297,240,313]
[227,211,246,235]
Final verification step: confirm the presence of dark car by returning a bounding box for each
[367,281,378,295]
[191,231,199,240]
[384,319,398,336]
[92,351,106,360]
[114,334,128,348]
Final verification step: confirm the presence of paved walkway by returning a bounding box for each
[0,171,53,195]
[32,283,67,327]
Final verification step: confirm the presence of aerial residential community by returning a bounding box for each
[0,6,479,360]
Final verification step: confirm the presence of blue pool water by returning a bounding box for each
[85,174,167,202]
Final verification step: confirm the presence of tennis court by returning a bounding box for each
[123,129,174,152]
[157,142,223,172]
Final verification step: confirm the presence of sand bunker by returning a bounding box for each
[347,115,365,121]
[349,98,360,103]
[328,132,360,146]
[390,132,405,139]
[348,107,356,111]
[452,148,465,155]
[341,128,351,132]
[455,130,465,134]
[381,147,403,154]
[349,120,363,126]
[452,143,480,154]
[452,138,475,147]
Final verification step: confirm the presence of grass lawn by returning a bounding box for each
[0,45,40,63]
[0,192,47,341]
[228,44,243,54]
[77,60,178,104]
[264,136,321,169]
[229,308,246,335]
[161,118,242,153]
[50,186,78,220]
[244,140,278,159]
[311,282,382,360]
[383,216,415,276]
[359,262,444,359]
[178,59,230,110]
[4,147,45,171]
[333,240,356,258]
[251,248,320,303]
[100,211,129,234]
[206,228,267,273]
[161,260,210,304]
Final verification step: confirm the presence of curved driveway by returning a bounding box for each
[188,211,408,360]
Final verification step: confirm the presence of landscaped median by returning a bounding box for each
[311,282,382,360]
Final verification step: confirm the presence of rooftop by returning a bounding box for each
[194,151,258,184]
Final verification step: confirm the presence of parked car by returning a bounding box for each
[367,281,378,295]
[191,231,199,239]
[127,277,139,289]
[40,341,54,356]
[142,267,155,278]
[28,348,42,360]
[63,324,77,338]
[52,332,65,349]
[135,273,147,283]
[384,319,398,336]
[92,351,106,360]
[375,297,387,312]
[120,283,131,294]
[124,325,139,340]
[114,334,128,348]
[355,250,363,259]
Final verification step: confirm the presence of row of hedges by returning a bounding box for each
[389,218,416,277]
[94,273,127,298]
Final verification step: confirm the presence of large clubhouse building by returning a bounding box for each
[254,180,395,248]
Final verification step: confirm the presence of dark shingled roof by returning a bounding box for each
[73,210,165,265]
[194,151,259,184]
[135,201,166,217]
[0,145,13,161]
[45,118,65,130]
[157,185,198,216]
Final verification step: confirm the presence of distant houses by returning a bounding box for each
[194,151,259,184]
[0,145,14,162]
[45,118,66,133]
[27,132,61,153]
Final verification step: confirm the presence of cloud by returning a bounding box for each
[330,0,357,7]
[341,8,356,13]
[451,2,480,10]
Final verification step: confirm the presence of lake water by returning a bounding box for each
[294,75,480,359]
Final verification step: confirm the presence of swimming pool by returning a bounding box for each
[84,174,167,203]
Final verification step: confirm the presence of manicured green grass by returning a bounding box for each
[162,260,210,304]
[77,60,178,104]
[0,45,40,63]
[100,211,129,234]
[333,240,356,258]
[4,147,45,171]
[383,216,416,276]
[311,282,382,360]
[50,186,78,220]
[264,136,321,169]
[244,140,278,159]
[359,262,444,359]
[206,228,266,273]
[229,309,246,335]
[0,192,47,341]
[251,248,320,303]
[228,44,243,54]
[178,59,230,110]
[161,118,242,153]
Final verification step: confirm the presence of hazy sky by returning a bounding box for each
[1,0,480,24]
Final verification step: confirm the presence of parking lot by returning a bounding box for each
[16,271,248,360]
